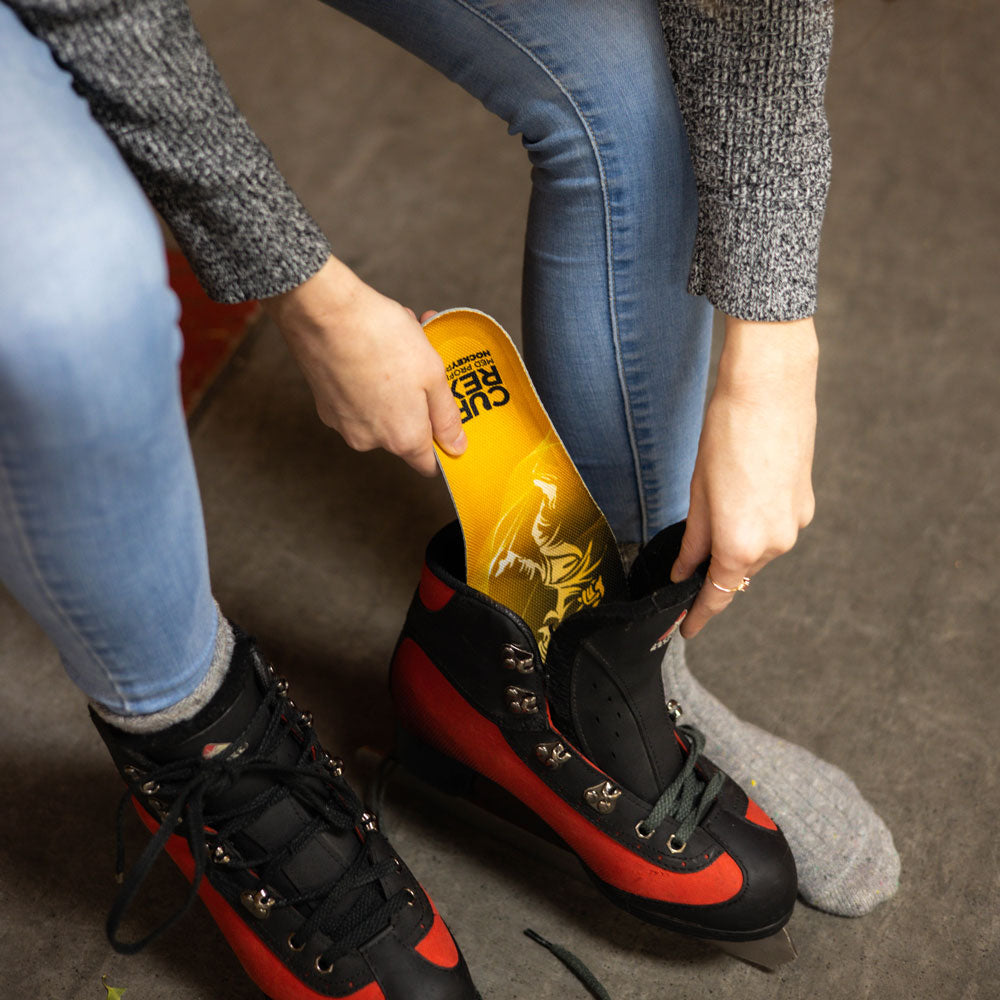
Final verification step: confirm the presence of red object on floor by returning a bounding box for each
[169,250,260,415]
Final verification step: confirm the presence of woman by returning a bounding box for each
[1,0,897,996]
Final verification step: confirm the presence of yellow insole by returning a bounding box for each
[423,308,626,659]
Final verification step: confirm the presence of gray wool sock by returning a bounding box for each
[92,610,235,734]
[661,636,900,917]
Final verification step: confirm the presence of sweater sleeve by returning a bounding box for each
[659,0,834,321]
[10,0,332,303]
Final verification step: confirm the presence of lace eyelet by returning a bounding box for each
[241,887,277,919]
[500,642,534,673]
[314,956,334,975]
[403,888,417,906]
[287,933,305,952]
[666,833,687,854]
[635,821,654,841]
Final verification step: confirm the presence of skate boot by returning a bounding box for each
[391,521,797,941]
[92,627,479,1000]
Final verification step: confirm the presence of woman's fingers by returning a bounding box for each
[266,258,465,476]
[669,314,819,640]
[427,373,468,458]
[680,556,755,639]
[670,490,711,583]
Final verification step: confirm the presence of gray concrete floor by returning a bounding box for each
[2,1,998,997]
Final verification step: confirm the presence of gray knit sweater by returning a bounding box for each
[9,0,832,321]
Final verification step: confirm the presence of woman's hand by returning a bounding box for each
[263,256,465,477]
[671,315,819,638]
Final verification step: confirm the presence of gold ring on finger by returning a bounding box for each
[706,569,751,594]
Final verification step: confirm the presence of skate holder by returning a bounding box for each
[353,747,798,971]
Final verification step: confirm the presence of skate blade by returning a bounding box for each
[422,308,626,657]
[709,928,797,969]
[354,747,798,970]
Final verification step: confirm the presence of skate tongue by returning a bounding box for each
[547,522,706,804]
[125,638,270,766]
[106,637,322,824]
[572,601,693,802]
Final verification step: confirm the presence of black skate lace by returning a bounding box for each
[107,678,405,962]
[636,723,725,847]
[525,928,612,1000]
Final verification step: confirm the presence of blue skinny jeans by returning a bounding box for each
[0,0,711,714]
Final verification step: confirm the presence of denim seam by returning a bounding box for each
[449,0,649,542]
[0,439,129,706]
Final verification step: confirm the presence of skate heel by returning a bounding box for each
[394,727,478,796]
